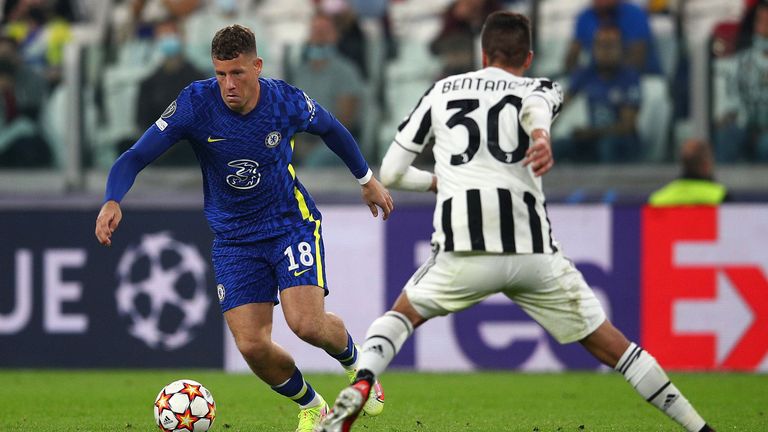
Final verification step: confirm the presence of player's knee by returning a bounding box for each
[236,337,271,365]
[289,319,324,345]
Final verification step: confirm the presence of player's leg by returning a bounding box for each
[509,252,714,432]
[317,296,426,432]
[214,242,327,431]
[319,249,500,432]
[280,285,385,416]
[277,221,385,417]
[224,303,328,432]
[276,221,363,370]
[280,284,353,363]
[580,321,715,432]
[353,292,424,382]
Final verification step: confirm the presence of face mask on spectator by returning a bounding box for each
[158,34,182,57]
[216,0,238,13]
[306,44,334,61]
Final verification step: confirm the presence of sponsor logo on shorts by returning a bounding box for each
[217,284,225,302]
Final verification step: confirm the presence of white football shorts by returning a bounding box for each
[403,247,607,344]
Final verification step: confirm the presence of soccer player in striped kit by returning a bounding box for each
[318,11,715,432]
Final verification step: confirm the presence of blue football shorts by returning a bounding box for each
[211,220,329,312]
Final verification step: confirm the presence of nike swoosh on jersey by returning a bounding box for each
[293,268,311,277]
[207,136,226,142]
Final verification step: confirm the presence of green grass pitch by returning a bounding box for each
[1,370,765,431]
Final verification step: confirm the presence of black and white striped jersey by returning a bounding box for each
[394,67,563,254]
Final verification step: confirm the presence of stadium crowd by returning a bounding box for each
[0,0,764,171]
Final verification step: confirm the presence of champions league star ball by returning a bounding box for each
[154,379,216,431]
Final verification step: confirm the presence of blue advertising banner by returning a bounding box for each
[0,209,223,368]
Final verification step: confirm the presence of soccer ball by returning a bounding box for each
[154,379,216,431]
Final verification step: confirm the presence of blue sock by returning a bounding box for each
[327,332,358,369]
[271,368,318,408]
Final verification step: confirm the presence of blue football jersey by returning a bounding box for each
[156,77,322,240]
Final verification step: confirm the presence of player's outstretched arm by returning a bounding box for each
[520,92,557,177]
[380,143,435,192]
[95,200,122,246]
[361,176,394,220]
[96,126,175,246]
[523,129,553,177]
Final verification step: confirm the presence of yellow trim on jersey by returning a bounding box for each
[293,185,312,220]
[289,165,325,288]
[311,218,324,287]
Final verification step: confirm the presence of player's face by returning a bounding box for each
[213,53,263,113]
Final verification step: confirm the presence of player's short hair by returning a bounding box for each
[481,11,532,68]
[211,24,257,60]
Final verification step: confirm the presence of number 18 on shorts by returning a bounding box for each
[212,221,328,311]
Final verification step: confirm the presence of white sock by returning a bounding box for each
[616,343,707,432]
[346,357,359,371]
[299,392,323,409]
[357,311,414,378]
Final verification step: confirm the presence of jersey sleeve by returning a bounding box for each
[151,85,196,142]
[524,78,564,119]
[285,84,318,133]
[103,86,196,203]
[392,83,436,154]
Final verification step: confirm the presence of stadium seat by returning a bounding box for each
[710,56,741,124]
[551,93,588,142]
[388,0,452,43]
[379,40,440,150]
[650,15,679,79]
[100,40,160,160]
[39,84,67,169]
[533,0,590,78]
[637,75,672,161]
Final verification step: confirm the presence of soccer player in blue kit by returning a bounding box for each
[94,25,391,432]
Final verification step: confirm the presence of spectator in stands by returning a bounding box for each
[132,18,206,165]
[737,0,768,50]
[430,0,503,77]
[131,0,201,25]
[291,12,366,167]
[112,0,201,41]
[734,0,768,161]
[320,0,369,80]
[565,0,661,75]
[184,0,271,74]
[563,26,642,163]
[0,36,50,167]
[649,139,729,206]
[3,1,72,86]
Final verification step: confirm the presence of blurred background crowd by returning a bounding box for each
[0,0,765,201]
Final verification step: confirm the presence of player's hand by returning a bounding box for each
[523,130,553,177]
[428,175,438,193]
[361,176,394,220]
[95,200,123,247]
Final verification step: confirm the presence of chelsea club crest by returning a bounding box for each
[265,131,282,148]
